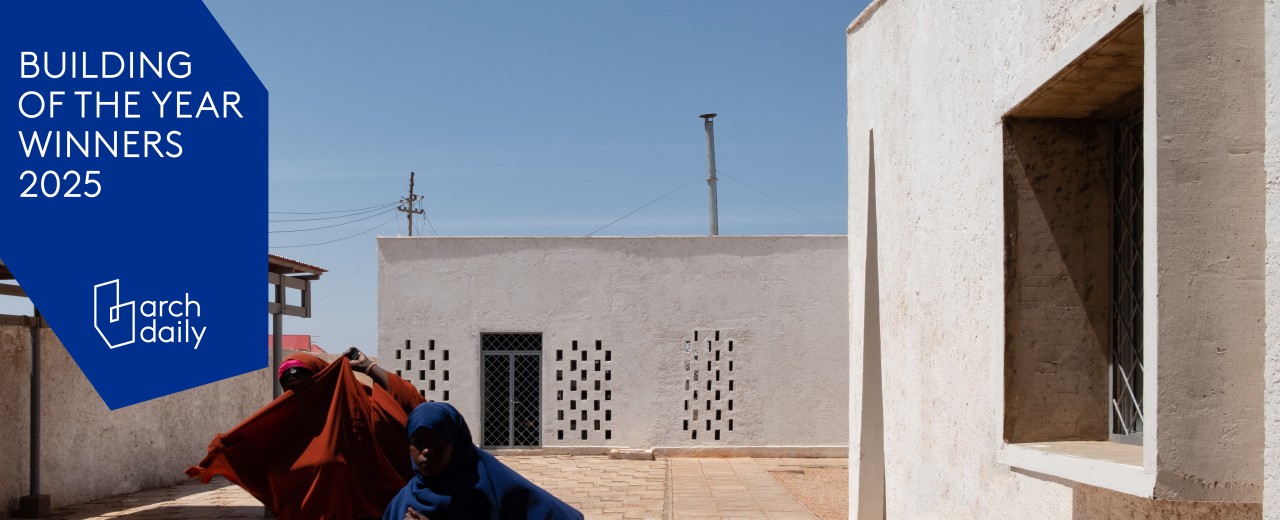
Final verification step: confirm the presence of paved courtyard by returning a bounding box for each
[40,456,846,520]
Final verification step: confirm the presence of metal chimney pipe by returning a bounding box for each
[700,113,719,236]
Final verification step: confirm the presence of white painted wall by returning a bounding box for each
[849,0,1265,517]
[377,236,848,450]
[847,2,1080,517]
[1266,1,1280,517]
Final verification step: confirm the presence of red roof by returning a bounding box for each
[268,334,326,353]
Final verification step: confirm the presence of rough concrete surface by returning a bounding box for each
[848,0,1266,516]
[1267,0,1280,516]
[1072,485,1260,520]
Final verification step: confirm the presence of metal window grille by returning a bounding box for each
[1110,107,1144,441]
[483,333,542,351]
[481,333,542,447]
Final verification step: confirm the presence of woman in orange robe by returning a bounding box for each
[188,350,425,520]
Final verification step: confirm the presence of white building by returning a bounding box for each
[376,236,848,454]
[848,0,1270,517]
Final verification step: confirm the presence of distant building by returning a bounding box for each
[267,334,326,354]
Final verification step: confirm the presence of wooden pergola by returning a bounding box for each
[268,254,326,397]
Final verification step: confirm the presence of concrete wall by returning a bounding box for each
[377,236,848,451]
[1150,0,1266,502]
[1267,0,1280,517]
[0,325,272,516]
[848,0,1265,517]
[1002,118,1112,444]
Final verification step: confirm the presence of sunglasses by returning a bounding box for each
[279,367,314,387]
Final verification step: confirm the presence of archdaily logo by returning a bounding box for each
[93,279,207,350]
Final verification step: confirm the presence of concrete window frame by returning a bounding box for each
[996,1,1265,503]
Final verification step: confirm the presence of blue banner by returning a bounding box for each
[4,2,267,409]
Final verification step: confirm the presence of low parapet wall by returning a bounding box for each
[0,325,272,515]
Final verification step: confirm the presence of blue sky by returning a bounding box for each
[207,2,863,351]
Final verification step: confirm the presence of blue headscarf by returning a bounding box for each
[382,403,583,520]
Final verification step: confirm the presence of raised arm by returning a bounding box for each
[345,347,425,412]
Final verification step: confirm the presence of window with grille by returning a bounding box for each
[1110,107,1143,442]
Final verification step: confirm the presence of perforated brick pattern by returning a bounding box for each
[681,330,737,441]
[551,339,614,443]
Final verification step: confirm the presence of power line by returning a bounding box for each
[655,180,700,234]
[270,214,400,249]
[716,170,842,234]
[270,207,398,234]
[283,217,396,323]
[269,201,399,215]
[422,204,439,236]
[270,202,399,223]
[311,240,378,305]
[586,174,702,237]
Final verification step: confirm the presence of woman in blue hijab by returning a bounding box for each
[383,402,584,520]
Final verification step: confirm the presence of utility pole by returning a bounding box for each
[399,171,424,236]
[700,113,719,236]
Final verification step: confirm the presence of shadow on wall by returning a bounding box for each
[1070,485,1260,519]
[857,129,886,520]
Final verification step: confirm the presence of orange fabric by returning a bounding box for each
[187,354,426,520]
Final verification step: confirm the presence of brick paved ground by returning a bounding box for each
[41,456,846,519]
